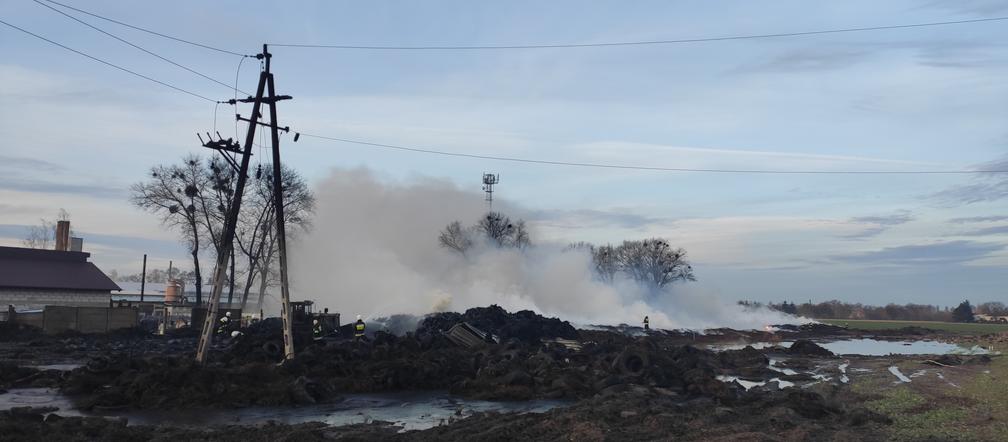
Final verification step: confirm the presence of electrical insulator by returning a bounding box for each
[256,164,262,179]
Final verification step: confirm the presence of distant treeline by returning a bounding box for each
[738,300,1007,323]
[109,268,199,284]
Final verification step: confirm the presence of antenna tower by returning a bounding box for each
[482,173,499,209]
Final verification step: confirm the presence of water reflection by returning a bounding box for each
[709,338,993,356]
[0,389,567,431]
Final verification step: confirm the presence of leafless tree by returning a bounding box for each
[977,301,1008,316]
[511,220,531,250]
[477,212,512,247]
[132,154,314,310]
[438,221,473,256]
[237,163,315,312]
[567,242,617,282]
[476,211,530,249]
[615,238,695,290]
[22,209,72,249]
[592,244,618,283]
[201,156,237,300]
[440,212,531,256]
[130,155,209,303]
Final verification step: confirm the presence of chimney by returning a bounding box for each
[54,220,70,251]
[70,237,83,252]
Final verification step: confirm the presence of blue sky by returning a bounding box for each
[1,0,1006,306]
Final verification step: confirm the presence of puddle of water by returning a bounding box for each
[0,389,566,431]
[888,366,911,383]
[0,389,86,416]
[710,339,990,356]
[716,375,794,390]
[22,364,83,371]
[767,359,798,376]
[824,339,991,356]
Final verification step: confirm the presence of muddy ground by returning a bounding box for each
[1,306,1003,441]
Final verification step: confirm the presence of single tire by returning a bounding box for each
[614,349,649,376]
[262,340,282,358]
[85,357,109,373]
[501,349,522,362]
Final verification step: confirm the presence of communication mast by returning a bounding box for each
[482,173,499,209]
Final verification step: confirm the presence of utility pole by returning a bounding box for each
[195,46,267,364]
[194,44,295,364]
[264,45,296,361]
[140,254,147,302]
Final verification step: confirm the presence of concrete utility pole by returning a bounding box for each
[195,47,268,364]
[264,46,296,361]
[195,44,295,364]
[140,254,147,302]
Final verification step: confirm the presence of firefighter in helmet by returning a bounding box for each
[643,315,650,331]
[354,315,366,340]
[217,311,232,335]
[312,319,323,340]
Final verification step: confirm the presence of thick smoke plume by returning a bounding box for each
[289,168,800,330]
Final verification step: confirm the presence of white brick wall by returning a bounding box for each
[0,289,109,308]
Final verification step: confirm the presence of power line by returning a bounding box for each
[269,16,1008,50]
[0,18,215,102]
[33,0,251,95]
[39,0,250,57]
[297,132,1008,174]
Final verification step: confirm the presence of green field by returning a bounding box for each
[844,323,1008,441]
[820,319,1008,335]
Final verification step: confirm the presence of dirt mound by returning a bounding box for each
[54,325,748,409]
[60,354,339,410]
[0,363,64,390]
[718,346,772,378]
[921,353,991,367]
[787,340,835,357]
[418,305,578,344]
[0,322,45,342]
[775,323,855,338]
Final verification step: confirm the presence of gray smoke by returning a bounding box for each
[288,168,801,330]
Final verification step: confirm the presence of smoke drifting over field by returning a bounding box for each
[290,168,800,330]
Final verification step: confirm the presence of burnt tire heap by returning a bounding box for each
[57,306,750,409]
[54,304,869,437]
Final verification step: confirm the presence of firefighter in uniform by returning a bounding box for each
[354,315,366,340]
[643,316,650,331]
[217,311,232,335]
[312,319,323,340]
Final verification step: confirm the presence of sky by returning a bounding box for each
[1,0,1006,307]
